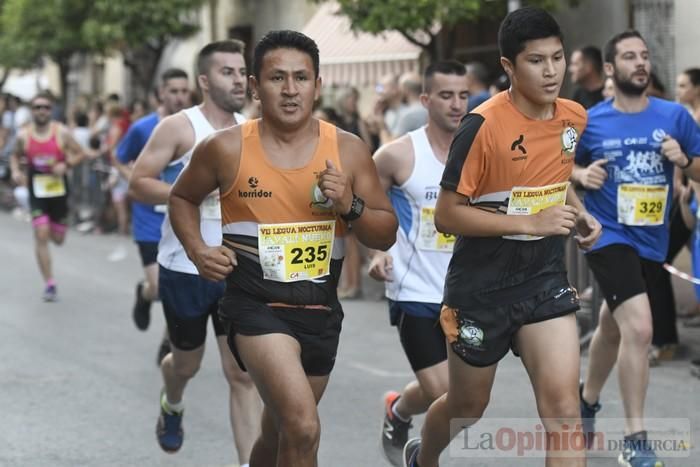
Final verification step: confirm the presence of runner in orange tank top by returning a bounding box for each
[169,30,398,467]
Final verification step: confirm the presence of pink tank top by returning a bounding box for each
[26,124,65,174]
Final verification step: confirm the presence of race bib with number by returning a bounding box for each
[417,207,455,251]
[617,184,668,226]
[503,181,569,241]
[257,220,335,283]
[200,193,221,220]
[32,174,66,198]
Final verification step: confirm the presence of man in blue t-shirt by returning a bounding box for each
[115,68,190,343]
[573,30,700,467]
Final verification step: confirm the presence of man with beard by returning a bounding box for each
[10,92,85,301]
[115,69,190,367]
[574,30,700,467]
[129,40,262,465]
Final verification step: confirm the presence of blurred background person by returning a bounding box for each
[676,68,700,123]
[489,73,510,96]
[335,86,372,146]
[602,76,615,100]
[367,73,406,146]
[568,45,605,108]
[465,61,490,111]
[394,71,428,135]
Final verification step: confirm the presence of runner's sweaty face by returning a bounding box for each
[31,98,52,127]
[203,52,248,114]
[253,48,321,128]
[421,72,469,133]
[507,36,566,107]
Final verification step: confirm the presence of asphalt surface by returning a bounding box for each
[1,210,698,466]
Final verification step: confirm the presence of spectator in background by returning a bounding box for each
[602,76,615,100]
[395,71,428,136]
[489,73,510,96]
[367,73,406,146]
[676,68,700,123]
[647,71,667,99]
[465,61,490,111]
[335,86,372,147]
[129,98,148,122]
[312,106,341,126]
[568,45,605,108]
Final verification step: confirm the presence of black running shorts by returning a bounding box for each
[219,290,343,377]
[136,241,158,267]
[440,283,579,367]
[586,243,664,313]
[390,301,447,372]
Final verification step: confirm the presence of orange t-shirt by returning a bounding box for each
[439,91,587,307]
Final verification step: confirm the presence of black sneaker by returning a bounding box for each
[580,382,601,449]
[157,336,171,367]
[382,391,412,466]
[132,281,151,331]
[403,437,421,467]
[618,433,664,467]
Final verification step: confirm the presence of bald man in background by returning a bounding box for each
[395,71,428,136]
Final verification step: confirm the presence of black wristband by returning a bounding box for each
[680,155,693,169]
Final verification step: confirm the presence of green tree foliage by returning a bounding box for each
[319,0,580,60]
[0,0,204,101]
[83,0,205,98]
[0,0,94,99]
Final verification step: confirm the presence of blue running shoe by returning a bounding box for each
[156,392,183,453]
[618,435,664,467]
[43,285,57,302]
[580,382,601,449]
[403,437,421,467]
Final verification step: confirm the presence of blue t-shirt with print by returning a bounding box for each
[116,112,162,242]
[575,97,700,262]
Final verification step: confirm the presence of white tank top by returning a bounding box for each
[385,126,452,303]
[157,106,246,274]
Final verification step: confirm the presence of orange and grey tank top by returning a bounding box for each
[220,119,347,306]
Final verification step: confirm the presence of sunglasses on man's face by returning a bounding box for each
[32,104,51,111]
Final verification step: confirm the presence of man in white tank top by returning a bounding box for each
[128,41,261,465]
[368,61,469,466]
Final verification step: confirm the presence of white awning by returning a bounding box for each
[302,2,423,86]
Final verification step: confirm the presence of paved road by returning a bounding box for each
[1,211,698,466]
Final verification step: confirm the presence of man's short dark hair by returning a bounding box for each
[423,60,466,92]
[604,30,645,64]
[253,30,319,80]
[578,46,603,74]
[197,39,246,75]
[684,68,700,87]
[161,68,188,85]
[31,91,54,104]
[465,62,490,86]
[498,6,563,64]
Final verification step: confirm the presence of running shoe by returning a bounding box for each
[156,392,184,453]
[618,437,664,467]
[43,285,57,302]
[580,382,601,449]
[132,281,151,331]
[403,437,421,467]
[157,336,171,367]
[381,391,412,466]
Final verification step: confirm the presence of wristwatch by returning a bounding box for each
[680,154,693,169]
[340,194,365,221]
